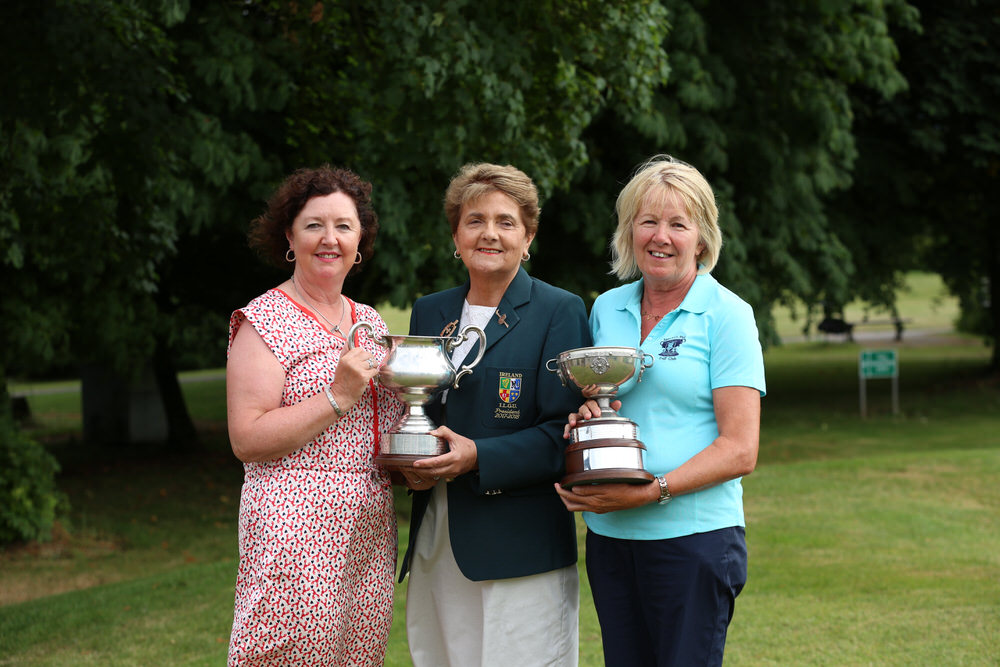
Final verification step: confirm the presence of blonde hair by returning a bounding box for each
[443,163,540,236]
[610,155,722,280]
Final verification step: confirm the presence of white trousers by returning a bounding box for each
[406,484,579,667]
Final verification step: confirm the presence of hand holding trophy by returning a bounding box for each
[348,321,485,468]
[547,346,655,487]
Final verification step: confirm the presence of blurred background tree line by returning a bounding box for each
[0,0,997,538]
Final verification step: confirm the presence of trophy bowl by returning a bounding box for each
[546,346,655,488]
[547,346,652,417]
[349,321,485,469]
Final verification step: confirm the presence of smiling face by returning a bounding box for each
[453,190,535,287]
[285,191,362,288]
[632,188,705,291]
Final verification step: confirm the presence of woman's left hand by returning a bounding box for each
[410,425,478,481]
[553,481,659,514]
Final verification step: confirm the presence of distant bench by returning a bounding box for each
[817,317,912,342]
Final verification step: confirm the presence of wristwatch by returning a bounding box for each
[656,475,672,504]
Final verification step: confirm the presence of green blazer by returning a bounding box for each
[398,268,592,582]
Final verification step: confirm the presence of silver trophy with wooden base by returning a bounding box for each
[546,346,655,488]
[348,321,485,469]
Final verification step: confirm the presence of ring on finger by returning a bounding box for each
[367,358,375,369]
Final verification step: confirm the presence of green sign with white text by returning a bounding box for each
[859,349,898,378]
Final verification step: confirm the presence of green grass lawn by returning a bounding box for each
[2,272,997,665]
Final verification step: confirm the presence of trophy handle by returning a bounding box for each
[346,321,389,350]
[636,353,654,383]
[544,358,567,386]
[450,325,486,389]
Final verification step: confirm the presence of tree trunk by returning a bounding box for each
[0,366,13,420]
[81,341,200,448]
[81,363,167,446]
[152,340,198,446]
[81,364,130,445]
[989,234,999,373]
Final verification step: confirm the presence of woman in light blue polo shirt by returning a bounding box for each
[555,155,766,667]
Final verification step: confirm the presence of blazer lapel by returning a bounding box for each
[434,288,466,338]
[438,268,533,361]
[479,267,531,354]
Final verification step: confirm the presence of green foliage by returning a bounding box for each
[0,415,65,544]
[0,0,293,380]
[541,0,919,346]
[270,0,673,305]
[2,0,997,433]
[838,0,1000,367]
[0,0,673,379]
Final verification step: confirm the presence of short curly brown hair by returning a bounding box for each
[248,165,379,274]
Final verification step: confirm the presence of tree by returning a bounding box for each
[0,0,295,443]
[541,0,918,345]
[840,0,1000,369]
[1,0,674,444]
[270,0,673,305]
[7,0,993,459]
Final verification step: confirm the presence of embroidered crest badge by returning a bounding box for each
[659,336,686,359]
[498,375,521,403]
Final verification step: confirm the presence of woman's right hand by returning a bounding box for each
[563,391,622,439]
[228,325,381,463]
[329,343,381,411]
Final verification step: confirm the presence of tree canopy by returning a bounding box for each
[836,0,1000,368]
[2,0,996,414]
[541,0,921,345]
[1,0,291,381]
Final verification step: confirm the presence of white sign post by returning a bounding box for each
[859,349,899,418]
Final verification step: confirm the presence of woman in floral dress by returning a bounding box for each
[226,166,404,666]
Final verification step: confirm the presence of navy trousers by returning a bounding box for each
[585,527,748,667]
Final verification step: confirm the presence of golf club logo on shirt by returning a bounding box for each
[659,336,686,359]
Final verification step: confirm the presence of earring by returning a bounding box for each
[521,251,531,262]
[285,248,296,262]
[354,251,362,265]
[453,250,461,259]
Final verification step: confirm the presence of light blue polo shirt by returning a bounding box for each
[584,273,766,540]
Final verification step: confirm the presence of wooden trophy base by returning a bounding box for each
[562,437,655,488]
[561,467,655,488]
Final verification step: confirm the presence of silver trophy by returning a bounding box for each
[546,346,655,487]
[348,321,486,469]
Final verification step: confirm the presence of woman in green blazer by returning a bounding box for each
[398,163,591,666]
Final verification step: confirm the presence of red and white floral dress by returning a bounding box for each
[226,288,404,666]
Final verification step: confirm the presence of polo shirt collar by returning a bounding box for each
[616,272,716,319]
[678,273,714,314]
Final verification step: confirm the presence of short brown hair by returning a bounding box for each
[249,165,378,273]
[443,163,540,236]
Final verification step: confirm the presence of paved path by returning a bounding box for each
[781,327,957,345]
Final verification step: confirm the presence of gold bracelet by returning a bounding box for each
[324,385,344,419]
